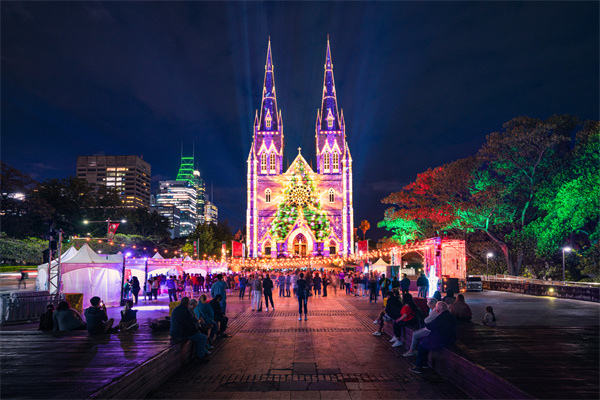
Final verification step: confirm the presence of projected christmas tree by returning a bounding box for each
[269,161,331,241]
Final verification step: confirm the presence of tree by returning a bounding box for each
[359,220,370,240]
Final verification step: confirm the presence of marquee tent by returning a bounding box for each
[152,252,164,259]
[36,246,79,291]
[61,244,123,307]
[371,258,390,275]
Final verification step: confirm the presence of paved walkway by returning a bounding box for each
[148,290,467,399]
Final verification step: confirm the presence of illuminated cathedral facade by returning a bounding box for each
[246,39,354,258]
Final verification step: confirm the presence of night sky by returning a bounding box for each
[2,1,598,240]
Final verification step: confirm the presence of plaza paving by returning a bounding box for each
[147,290,468,399]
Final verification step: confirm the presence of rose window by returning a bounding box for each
[288,185,311,207]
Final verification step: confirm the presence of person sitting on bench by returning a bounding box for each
[170,296,209,362]
[209,294,229,338]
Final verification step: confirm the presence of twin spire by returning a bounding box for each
[256,37,342,134]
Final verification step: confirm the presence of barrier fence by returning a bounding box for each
[0,291,65,324]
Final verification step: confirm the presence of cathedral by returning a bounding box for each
[246,39,354,258]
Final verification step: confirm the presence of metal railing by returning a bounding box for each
[473,274,600,288]
[0,291,65,324]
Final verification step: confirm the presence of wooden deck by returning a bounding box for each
[0,329,175,399]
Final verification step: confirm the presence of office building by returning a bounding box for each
[155,180,197,236]
[150,205,181,239]
[76,155,151,208]
[205,200,218,224]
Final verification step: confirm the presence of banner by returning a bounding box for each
[193,241,197,255]
[242,243,246,259]
[358,240,369,254]
[108,223,120,240]
[232,241,243,257]
[221,241,226,257]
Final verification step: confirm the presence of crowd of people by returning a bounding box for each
[38,268,497,369]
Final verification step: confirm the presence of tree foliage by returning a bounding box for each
[379,115,598,279]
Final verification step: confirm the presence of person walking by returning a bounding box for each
[263,273,275,311]
[285,272,292,297]
[131,276,141,304]
[251,274,263,311]
[210,274,228,315]
[400,273,411,296]
[277,273,286,297]
[417,273,429,298]
[239,274,247,299]
[166,276,178,302]
[297,272,309,321]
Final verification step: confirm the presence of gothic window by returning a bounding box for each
[333,152,339,172]
[261,153,267,173]
[327,109,334,128]
[324,152,330,172]
[329,188,335,203]
[265,109,272,128]
[264,241,271,256]
[270,153,276,173]
[329,240,337,256]
[265,189,271,203]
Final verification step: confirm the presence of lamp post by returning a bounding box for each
[562,247,571,282]
[83,218,127,239]
[486,253,493,276]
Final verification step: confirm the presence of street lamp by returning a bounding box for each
[562,247,572,282]
[486,252,493,276]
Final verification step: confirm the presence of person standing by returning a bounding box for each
[416,273,429,298]
[322,273,329,297]
[210,274,228,315]
[297,273,309,321]
[18,270,27,289]
[166,276,178,302]
[277,273,286,297]
[151,277,159,301]
[199,273,205,293]
[131,276,141,304]
[339,271,345,290]
[285,272,292,297]
[379,274,391,298]
[263,273,275,311]
[400,273,411,296]
[239,274,247,299]
[251,273,263,311]
[369,272,379,303]
[313,273,322,298]
[291,271,299,297]
[170,297,209,362]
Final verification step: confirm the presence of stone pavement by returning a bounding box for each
[148,290,468,399]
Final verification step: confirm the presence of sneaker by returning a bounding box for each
[403,350,417,357]
[409,366,422,374]
[206,343,213,350]
[304,316,308,321]
[298,317,302,321]
[205,349,212,355]
[372,331,382,336]
[391,341,403,348]
[373,320,379,324]
[390,336,399,343]
[265,308,269,312]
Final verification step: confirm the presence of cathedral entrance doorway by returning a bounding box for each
[293,233,308,256]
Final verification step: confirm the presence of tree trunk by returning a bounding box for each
[484,229,519,276]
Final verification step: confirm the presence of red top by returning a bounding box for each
[401,305,415,321]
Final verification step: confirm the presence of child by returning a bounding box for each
[117,300,138,331]
[482,306,497,327]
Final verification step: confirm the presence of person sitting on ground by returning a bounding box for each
[410,301,456,374]
[53,300,86,332]
[373,291,402,337]
[403,297,439,357]
[196,294,217,346]
[170,297,210,361]
[391,293,421,348]
[117,300,139,331]
[84,297,114,334]
[209,294,229,338]
[433,290,442,302]
[482,306,497,327]
[443,289,456,305]
[39,304,55,331]
[450,294,472,322]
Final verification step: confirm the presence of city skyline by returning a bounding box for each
[2,2,598,240]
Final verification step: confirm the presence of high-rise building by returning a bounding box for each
[246,39,353,258]
[150,204,181,238]
[76,155,151,208]
[175,152,206,225]
[205,200,218,224]
[155,180,197,236]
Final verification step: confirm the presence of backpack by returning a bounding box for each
[150,317,171,331]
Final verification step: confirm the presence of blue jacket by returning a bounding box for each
[170,304,199,339]
[424,310,456,348]
[211,280,227,300]
[196,302,214,325]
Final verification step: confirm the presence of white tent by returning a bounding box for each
[61,244,123,307]
[371,258,389,274]
[152,252,164,259]
[36,246,79,291]
[184,256,193,261]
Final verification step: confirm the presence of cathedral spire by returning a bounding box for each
[258,38,279,131]
[319,36,341,131]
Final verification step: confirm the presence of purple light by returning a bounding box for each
[126,252,132,257]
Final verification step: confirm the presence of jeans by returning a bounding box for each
[359,284,366,296]
[314,288,321,296]
[185,332,208,358]
[152,288,158,300]
[418,286,428,298]
[285,285,291,297]
[323,285,328,297]
[264,292,274,308]
[168,289,178,302]
[239,286,246,299]
[298,296,308,315]
[410,327,431,350]
[132,290,139,304]
[279,286,285,297]
[393,319,417,340]
[416,338,442,368]
[370,287,378,302]
[252,291,262,310]
[345,283,351,294]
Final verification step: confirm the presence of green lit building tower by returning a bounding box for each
[175,153,206,224]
